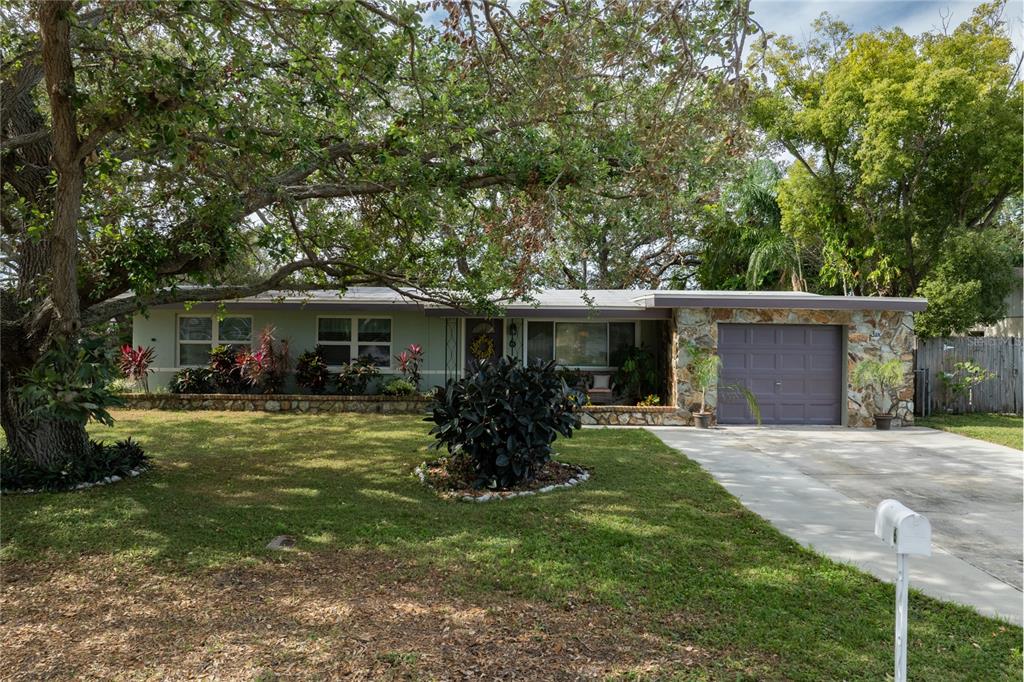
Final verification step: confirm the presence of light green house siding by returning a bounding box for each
[134,307,452,391]
[134,306,665,391]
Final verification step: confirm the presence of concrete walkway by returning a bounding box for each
[646,426,1023,625]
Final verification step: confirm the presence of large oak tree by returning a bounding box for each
[1,0,753,466]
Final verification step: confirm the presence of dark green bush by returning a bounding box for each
[168,367,214,394]
[1,438,150,492]
[336,357,380,395]
[427,356,582,489]
[208,344,245,392]
[295,347,332,393]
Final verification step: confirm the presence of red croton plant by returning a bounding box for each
[118,345,156,393]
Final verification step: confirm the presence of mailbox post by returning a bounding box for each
[874,500,931,682]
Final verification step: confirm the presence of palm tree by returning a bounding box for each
[732,160,806,291]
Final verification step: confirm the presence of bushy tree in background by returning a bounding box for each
[749,3,1022,330]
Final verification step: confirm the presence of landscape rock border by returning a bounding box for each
[414,460,590,502]
[1,466,150,496]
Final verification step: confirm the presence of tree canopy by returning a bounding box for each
[1,0,754,463]
[746,4,1022,334]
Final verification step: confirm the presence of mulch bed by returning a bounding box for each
[419,457,589,500]
[1,552,721,680]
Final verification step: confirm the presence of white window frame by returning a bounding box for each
[176,314,253,367]
[523,319,639,370]
[316,315,393,369]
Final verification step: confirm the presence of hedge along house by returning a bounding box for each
[131,287,926,426]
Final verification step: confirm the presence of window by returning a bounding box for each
[178,315,252,366]
[527,321,554,363]
[526,320,637,368]
[317,317,392,367]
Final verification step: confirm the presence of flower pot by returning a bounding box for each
[694,413,713,429]
[874,414,895,430]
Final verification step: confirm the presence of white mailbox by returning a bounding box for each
[875,499,931,556]
[874,499,931,682]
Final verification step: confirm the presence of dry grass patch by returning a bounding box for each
[2,552,721,681]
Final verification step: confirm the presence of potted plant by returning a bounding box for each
[850,358,903,429]
[687,344,761,428]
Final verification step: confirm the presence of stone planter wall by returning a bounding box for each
[118,393,432,414]
[672,308,916,427]
[119,393,694,425]
[579,405,690,426]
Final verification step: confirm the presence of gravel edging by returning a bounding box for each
[414,461,590,502]
[1,466,150,496]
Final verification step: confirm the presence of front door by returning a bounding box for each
[465,318,503,373]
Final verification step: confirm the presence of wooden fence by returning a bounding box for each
[914,337,1022,416]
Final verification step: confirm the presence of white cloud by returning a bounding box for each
[751,0,1023,50]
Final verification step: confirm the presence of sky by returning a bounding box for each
[750,0,1023,51]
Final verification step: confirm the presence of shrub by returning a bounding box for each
[850,358,903,415]
[394,343,424,388]
[208,345,244,392]
[637,394,661,406]
[336,356,380,395]
[236,326,291,394]
[1,438,150,492]
[382,377,418,396]
[169,367,214,394]
[427,356,582,489]
[118,344,156,392]
[295,347,332,393]
[612,346,658,404]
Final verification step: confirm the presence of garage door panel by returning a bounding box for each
[778,353,807,370]
[718,324,842,425]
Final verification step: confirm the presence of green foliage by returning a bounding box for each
[207,345,244,393]
[427,357,581,489]
[16,339,121,428]
[938,361,996,409]
[914,229,1020,337]
[382,378,418,397]
[335,357,380,396]
[611,346,658,404]
[295,347,331,394]
[850,359,904,415]
[0,438,149,492]
[685,342,761,422]
[168,367,214,394]
[751,4,1022,320]
[637,394,661,407]
[236,326,291,394]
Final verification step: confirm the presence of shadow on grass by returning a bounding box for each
[1,410,1020,680]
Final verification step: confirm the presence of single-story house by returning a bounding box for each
[132,288,926,426]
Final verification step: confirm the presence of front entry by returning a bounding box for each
[465,318,503,373]
[717,323,843,425]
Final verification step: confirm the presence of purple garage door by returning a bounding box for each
[717,324,843,425]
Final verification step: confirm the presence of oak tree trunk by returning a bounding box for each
[1,361,91,470]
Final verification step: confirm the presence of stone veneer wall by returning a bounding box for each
[672,308,916,427]
[119,393,432,414]
[579,405,688,426]
[118,394,687,426]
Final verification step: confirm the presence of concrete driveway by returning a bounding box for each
[648,426,1023,624]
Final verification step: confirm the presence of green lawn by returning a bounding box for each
[2,411,1019,680]
[918,413,1023,450]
